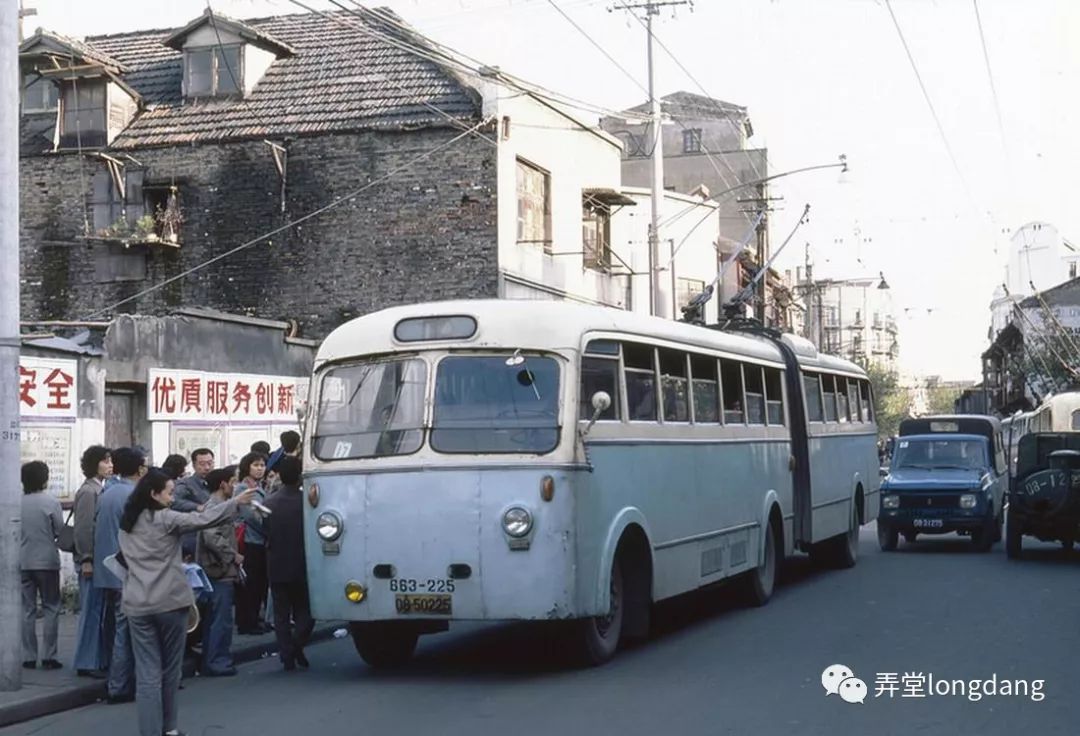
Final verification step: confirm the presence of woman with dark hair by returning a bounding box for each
[161,454,189,481]
[72,445,112,677]
[20,461,63,670]
[235,452,271,634]
[118,470,255,736]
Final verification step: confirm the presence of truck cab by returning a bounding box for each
[877,416,1008,552]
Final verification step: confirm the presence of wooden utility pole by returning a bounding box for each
[2,0,24,692]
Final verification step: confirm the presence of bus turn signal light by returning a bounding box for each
[541,475,555,502]
[345,581,366,603]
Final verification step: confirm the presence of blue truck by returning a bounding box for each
[877,416,1008,552]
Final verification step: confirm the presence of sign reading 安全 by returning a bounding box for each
[147,369,309,422]
[19,357,79,418]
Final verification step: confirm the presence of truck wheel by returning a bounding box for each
[877,522,899,552]
[903,532,918,544]
[573,558,624,666]
[349,622,419,669]
[1005,508,1023,559]
[971,518,995,553]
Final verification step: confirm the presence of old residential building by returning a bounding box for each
[18,7,643,340]
[799,274,898,371]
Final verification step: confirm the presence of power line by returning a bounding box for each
[882,0,970,198]
[83,119,493,320]
[972,0,1008,158]
[544,0,648,97]
[328,0,654,123]
[613,0,765,183]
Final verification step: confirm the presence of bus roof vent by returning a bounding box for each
[781,333,818,359]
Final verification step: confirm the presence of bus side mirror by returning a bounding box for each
[581,391,612,438]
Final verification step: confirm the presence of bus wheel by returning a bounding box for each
[877,522,899,552]
[349,622,419,669]
[743,518,779,607]
[573,559,624,666]
[1005,508,1023,559]
[811,504,859,568]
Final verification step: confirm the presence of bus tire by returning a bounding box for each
[349,622,419,669]
[743,516,779,607]
[573,558,624,666]
[811,502,859,568]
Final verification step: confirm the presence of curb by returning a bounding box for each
[0,623,344,729]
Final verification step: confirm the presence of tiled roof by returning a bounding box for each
[21,28,129,72]
[78,9,481,149]
[621,91,747,121]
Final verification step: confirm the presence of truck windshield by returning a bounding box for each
[431,355,561,454]
[892,438,987,471]
[312,358,427,460]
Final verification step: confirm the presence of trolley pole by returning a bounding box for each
[0,0,24,692]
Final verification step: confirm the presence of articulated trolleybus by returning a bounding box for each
[302,300,879,667]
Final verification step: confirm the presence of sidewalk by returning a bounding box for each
[0,611,344,729]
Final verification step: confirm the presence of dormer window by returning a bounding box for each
[60,79,107,148]
[185,45,242,98]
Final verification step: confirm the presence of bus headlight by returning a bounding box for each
[882,495,900,509]
[960,494,978,509]
[502,506,533,538]
[317,511,343,541]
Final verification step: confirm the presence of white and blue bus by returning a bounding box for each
[301,300,879,666]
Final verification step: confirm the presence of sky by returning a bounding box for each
[26,0,1080,381]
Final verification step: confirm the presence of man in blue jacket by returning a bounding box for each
[94,447,145,703]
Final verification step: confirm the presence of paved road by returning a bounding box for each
[5,525,1078,736]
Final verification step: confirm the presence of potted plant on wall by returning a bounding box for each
[134,214,159,243]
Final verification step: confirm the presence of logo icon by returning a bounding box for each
[822,664,867,705]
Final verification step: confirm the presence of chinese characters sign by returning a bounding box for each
[148,369,308,422]
[19,357,78,418]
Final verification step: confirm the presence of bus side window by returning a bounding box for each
[624,342,658,422]
[847,378,862,422]
[690,353,720,423]
[764,366,785,426]
[860,379,873,422]
[804,373,824,423]
[744,365,766,425]
[836,376,850,422]
[580,355,621,421]
[720,359,745,425]
[659,348,690,422]
[821,375,838,422]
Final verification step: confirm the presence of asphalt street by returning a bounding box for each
[5,524,1078,736]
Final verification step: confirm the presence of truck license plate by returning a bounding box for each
[395,594,452,615]
[913,519,944,528]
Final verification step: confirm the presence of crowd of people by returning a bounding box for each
[19,430,312,736]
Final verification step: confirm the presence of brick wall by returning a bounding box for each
[19,126,499,339]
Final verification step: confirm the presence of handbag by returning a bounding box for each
[56,508,75,554]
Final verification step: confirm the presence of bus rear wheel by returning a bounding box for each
[811,503,860,568]
[573,559,624,666]
[349,622,419,669]
[743,518,779,607]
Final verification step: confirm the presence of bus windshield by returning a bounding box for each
[892,438,988,471]
[431,355,561,454]
[312,357,427,460]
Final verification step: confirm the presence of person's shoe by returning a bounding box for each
[41,659,62,670]
[106,693,135,704]
[77,668,108,679]
[203,667,237,677]
[295,649,309,669]
[22,661,36,670]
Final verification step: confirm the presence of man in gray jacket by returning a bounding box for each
[94,447,145,703]
[172,448,214,559]
[72,445,112,677]
[20,461,63,670]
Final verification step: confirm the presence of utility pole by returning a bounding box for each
[614,0,690,318]
[1,0,23,692]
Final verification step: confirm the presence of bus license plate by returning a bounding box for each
[913,519,944,528]
[395,594,452,615]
